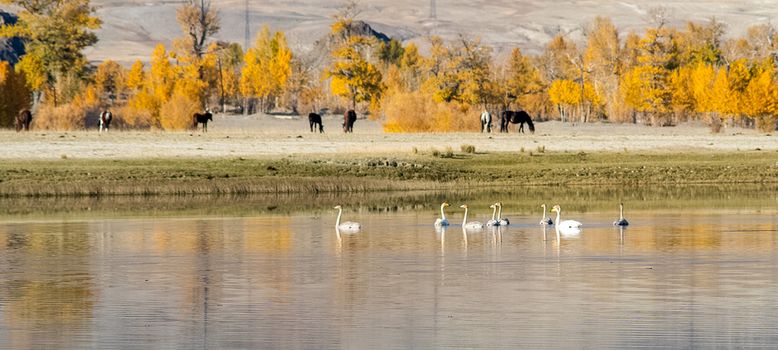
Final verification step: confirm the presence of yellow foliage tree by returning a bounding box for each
[240,26,293,113]
[328,36,384,110]
[126,60,145,92]
[0,61,32,128]
[742,62,778,131]
[94,60,126,103]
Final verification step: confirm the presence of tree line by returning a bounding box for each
[0,1,776,131]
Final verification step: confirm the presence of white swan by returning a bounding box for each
[434,202,451,227]
[334,205,361,231]
[459,204,484,230]
[486,204,499,226]
[613,202,629,226]
[539,204,554,225]
[551,205,581,235]
[496,202,510,226]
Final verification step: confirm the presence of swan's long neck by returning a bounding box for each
[440,205,447,221]
[619,204,624,220]
[555,209,561,225]
[542,205,547,219]
[491,206,497,221]
[462,207,468,226]
[336,208,342,227]
[497,205,503,220]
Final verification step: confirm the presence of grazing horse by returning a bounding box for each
[193,110,213,132]
[308,112,324,133]
[500,110,535,134]
[343,110,357,133]
[15,109,32,132]
[99,110,113,132]
[480,111,492,133]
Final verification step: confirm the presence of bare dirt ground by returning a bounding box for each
[1,114,775,160]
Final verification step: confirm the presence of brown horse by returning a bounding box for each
[193,111,213,132]
[15,109,32,132]
[500,110,535,134]
[343,110,357,133]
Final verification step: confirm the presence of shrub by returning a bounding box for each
[460,144,476,154]
[160,93,200,131]
[34,103,90,130]
[383,90,479,132]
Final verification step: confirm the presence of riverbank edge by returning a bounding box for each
[1,151,776,197]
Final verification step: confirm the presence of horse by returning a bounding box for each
[308,112,324,133]
[99,110,113,132]
[15,109,32,132]
[480,111,492,133]
[343,110,357,133]
[500,110,535,134]
[193,110,213,132]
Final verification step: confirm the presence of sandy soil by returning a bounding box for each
[1,114,775,160]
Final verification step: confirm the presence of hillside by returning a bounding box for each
[71,0,777,64]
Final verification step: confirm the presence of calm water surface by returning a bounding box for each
[1,187,778,349]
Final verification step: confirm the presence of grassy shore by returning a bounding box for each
[0,150,776,197]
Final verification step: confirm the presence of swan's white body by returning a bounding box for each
[496,202,510,226]
[486,204,499,226]
[434,202,451,227]
[334,205,361,231]
[460,205,484,230]
[552,205,581,235]
[613,203,629,226]
[539,204,554,225]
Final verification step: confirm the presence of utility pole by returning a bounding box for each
[429,0,436,19]
[244,0,250,51]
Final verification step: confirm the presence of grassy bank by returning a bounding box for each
[0,150,776,196]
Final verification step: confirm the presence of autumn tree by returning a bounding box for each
[742,61,778,131]
[422,36,495,108]
[176,0,220,60]
[94,60,126,104]
[205,42,243,112]
[678,19,726,65]
[584,16,624,120]
[378,39,404,67]
[0,61,31,127]
[327,35,384,111]
[620,22,680,125]
[240,26,293,113]
[0,0,101,106]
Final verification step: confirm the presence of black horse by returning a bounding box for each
[500,110,535,134]
[99,110,113,132]
[343,110,357,133]
[15,109,32,132]
[308,112,324,133]
[193,111,213,132]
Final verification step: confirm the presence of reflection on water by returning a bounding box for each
[0,187,777,348]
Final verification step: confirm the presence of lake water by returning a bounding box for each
[1,186,777,349]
